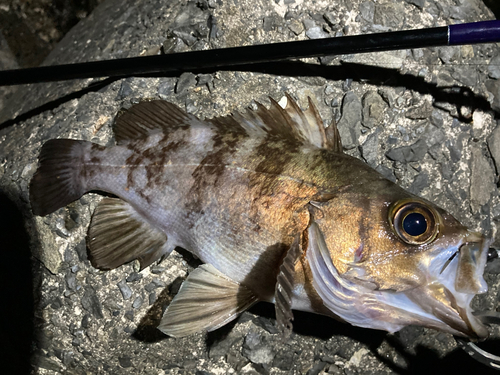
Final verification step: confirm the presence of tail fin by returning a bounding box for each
[29,139,90,216]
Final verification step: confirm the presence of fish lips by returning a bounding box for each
[408,233,491,340]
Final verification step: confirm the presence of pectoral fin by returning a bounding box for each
[158,264,258,337]
[88,197,172,270]
[274,234,302,339]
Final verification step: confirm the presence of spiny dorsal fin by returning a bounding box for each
[211,93,343,151]
[158,264,258,337]
[275,234,302,340]
[113,101,201,144]
[88,197,172,270]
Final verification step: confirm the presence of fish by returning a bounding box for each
[29,94,491,340]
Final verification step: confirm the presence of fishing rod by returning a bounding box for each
[0,20,499,86]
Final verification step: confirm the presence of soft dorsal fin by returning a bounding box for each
[113,95,343,151]
[113,100,202,144]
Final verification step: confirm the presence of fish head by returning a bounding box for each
[306,182,491,340]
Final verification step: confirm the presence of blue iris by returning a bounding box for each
[403,212,427,236]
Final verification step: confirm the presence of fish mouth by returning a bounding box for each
[306,223,492,339]
[406,232,491,340]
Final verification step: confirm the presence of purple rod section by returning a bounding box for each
[449,20,500,45]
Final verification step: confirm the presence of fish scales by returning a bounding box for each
[29,96,492,340]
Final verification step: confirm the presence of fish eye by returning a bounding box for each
[390,201,439,245]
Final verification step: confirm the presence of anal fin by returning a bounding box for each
[88,197,171,270]
[275,234,302,339]
[158,264,258,337]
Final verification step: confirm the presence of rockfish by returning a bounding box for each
[30,94,491,339]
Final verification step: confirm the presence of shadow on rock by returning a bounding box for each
[0,191,35,374]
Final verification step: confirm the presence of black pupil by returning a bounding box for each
[403,212,427,236]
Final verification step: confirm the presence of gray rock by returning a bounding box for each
[374,3,404,29]
[117,280,133,300]
[242,332,275,365]
[118,356,133,368]
[132,296,143,309]
[470,143,496,214]
[404,0,425,8]
[175,72,197,96]
[306,361,327,375]
[81,287,104,319]
[487,122,500,170]
[430,109,444,128]
[423,124,446,147]
[438,46,460,64]
[65,270,78,291]
[446,139,462,163]
[405,101,433,120]
[375,165,397,183]
[158,79,175,99]
[126,272,143,283]
[409,172,429,194]
[359,1,375,22]
[287,19,304,35]
[362,91,386,128]
[337,91,362,149]
[385,139,428,163]
[488,55,500,79]
[305,26,329,40]
[485,79,500,112]
[360,128,380,167]
[148,291,156,305]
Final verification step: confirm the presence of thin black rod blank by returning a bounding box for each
[0,21,499,86]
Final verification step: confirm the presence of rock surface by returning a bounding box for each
[1,0,500,374]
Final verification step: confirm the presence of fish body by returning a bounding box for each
[30,95,490,339]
